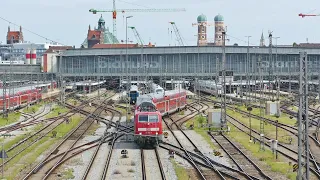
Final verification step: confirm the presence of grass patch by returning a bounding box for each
[170,159,190,180]
[45,105,69,119]
[185,115,216,150]
[227,109,293,144]
[61,168,75,179]
[22,101,44,114]
[127,169,135,173]
[86,122,101,135]
[4,114,83,179]
[52,114,82,138]
[0,111,21,127]
[228,124,296,180]
[235,105,297,126]
[115,107,126,115]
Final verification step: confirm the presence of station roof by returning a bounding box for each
[60,45,320,57]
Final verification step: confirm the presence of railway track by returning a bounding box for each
[162,102,247,179]
[140,148,166,180]
[22,95,112,180]
[209,132,271,180]
[227,115,320,179]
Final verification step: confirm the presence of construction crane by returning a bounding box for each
[299,13,320,18]
[128,26,144,46]
[89,0,186,43]
[169,22,184,46]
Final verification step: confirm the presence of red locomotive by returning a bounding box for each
[134,89,187,147]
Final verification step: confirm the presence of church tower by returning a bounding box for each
[214,14,225,46]
[197,14,207,46]
[260,32,265,47]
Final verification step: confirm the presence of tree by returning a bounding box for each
[293,42,298,47]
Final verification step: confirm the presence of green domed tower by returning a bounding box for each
[196,14,208,46]
[197,14,207,22]
[214,14,224,22]
[214,14,225,46]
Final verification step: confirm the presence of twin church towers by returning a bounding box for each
[195,14,225,46]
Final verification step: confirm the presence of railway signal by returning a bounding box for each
[163,132,169,138]
[214,151,221,156]
[293,163,299,172]
[121,149,128,158]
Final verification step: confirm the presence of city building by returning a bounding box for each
[6,26,23,44]
[214,14,225,46]
[81,15,119,48]
[197,14,208,46]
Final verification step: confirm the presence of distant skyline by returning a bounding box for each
[0,0,319,47]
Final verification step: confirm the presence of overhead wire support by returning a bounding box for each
[221,31,227,129]
[297,52,310,180]
[169,22,184,46]
[268,31,273,101]
[258,55,265,151]
[245,36,251,107]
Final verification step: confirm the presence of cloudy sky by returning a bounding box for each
[0,0,319,47]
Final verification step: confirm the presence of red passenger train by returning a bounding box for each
[134,89,187,147]
[0,89,42,113]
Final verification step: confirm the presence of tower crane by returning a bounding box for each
[169,22,184,46]
[128,26,144,46]
[89,0,186,43]
[299,13,320,18]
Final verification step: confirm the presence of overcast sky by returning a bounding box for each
[0,0,319,47]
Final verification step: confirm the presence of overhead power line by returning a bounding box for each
[0,16,65,45]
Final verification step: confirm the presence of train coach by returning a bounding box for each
[129,85,139,104]
[134,89,187,148]
[0,89,41,113]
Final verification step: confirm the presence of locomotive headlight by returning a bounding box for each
[139,133,142,135]
[156,132,158,135]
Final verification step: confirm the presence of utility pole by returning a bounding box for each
[258,55,265,151]
[221,31,227,129]
[2,71,7,118]
[268,31,273,100]
[245,36,251,106]
[59,54,65,106]
[297,51,310,180]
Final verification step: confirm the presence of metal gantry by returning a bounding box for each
[297,51,310,180]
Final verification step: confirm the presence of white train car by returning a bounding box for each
[195,80,222,95]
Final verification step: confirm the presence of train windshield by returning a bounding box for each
[138,115,159,122]
[139,115,148,122]
[148,115,158,122]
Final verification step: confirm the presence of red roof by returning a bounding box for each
[7,31,21,41]
[45,46,73,53]
[92,44,139,49]
[87,30,101,40]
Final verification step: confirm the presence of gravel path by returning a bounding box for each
[143,149,163,180]
[184,130,231,167]
[158,148,178,180]
[105,143,142,180]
